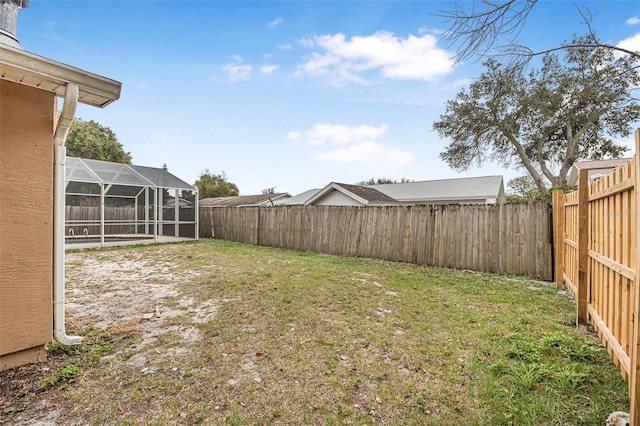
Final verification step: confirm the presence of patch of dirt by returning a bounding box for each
[0,247,218,425]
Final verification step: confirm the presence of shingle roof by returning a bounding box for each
[274,189,320,205]
[333,183,400,204]
[571,158,632,171]
[373,175,504,202]
[278,175,505,206]
[303,182,400,206]
[200,193,290,207]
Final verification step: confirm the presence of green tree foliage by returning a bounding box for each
[195,170,239,199]
[506,175,541,203]
[433,36,640,192]
[262,187,276,195]
[66,118,132,164]
[357,177,414,185]
[505,175,576,204]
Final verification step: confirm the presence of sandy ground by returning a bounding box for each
[1,247,218,425]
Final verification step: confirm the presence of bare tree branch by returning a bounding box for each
[438,0,537,62]
[439,0,640,66]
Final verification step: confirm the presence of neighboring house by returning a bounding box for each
[373,176,505,204]
[0,2,121,370]
[200,193,291,207]
[272,188,320,206]
[304,182,400,206]
[279,175,506,206]
[567,158,632,187]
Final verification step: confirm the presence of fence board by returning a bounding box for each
[200,203,552,280]
[554,129,640,423]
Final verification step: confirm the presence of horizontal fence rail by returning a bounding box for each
[200,203,552,280]
[66,206,142,235]
[65,206,197,238]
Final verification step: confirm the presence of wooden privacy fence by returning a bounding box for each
[65,206,139,235]
[200,202,552,280]
[553,129,640,424]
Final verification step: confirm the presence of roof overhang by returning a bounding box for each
[0,43,121,107]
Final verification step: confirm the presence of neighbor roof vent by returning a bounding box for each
[0,0,29,49]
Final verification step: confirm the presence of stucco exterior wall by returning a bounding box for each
[0,80,55,370]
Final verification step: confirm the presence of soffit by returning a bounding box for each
[0,44,121,107]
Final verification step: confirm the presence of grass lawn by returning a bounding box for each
[1,239,629,425]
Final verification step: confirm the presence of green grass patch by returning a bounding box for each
[28,239,629,424]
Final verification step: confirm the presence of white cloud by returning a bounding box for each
[223,63,252,81]
[261,64,279,74]
[268,17,283,28]
[298,37,315,48]
[285,131,301,140]
[296,31,454,85]
[298,122,412,168]
[306,123,388,146]
[223,56,253,81]
[444,78,472,90]
[278,44,292,50]
[418,26,445,36]
[626,16,640,26]
[618,32,640,54]
[312,140,414,167]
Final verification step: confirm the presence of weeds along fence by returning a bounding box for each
[200,203,552,280]
[553,129,640,424]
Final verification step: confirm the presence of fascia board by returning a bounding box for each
[305,183,368,206]
[0,44,121,107]
[333,185,369,205]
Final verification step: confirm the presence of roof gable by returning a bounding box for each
[305,182,399,206]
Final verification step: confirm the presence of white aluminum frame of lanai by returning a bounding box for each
[65,157,198,247]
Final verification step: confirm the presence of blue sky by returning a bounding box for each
[16,0,640,195]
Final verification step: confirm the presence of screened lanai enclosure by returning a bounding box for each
[65,157,198,248]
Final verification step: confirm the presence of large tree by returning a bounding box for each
[195,170,239,199]
[66,118,132,163]
[433,37,640,191]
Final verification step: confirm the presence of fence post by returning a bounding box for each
[576,169,589,325]
[630,128,640,425]
[256,207,261,246]
[553,189,565,290]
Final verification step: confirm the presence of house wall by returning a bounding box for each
[0,80,55,370]
[313,190,363,206]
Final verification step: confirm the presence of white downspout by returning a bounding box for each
[195,189,199,240]
[53,83,82,345]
